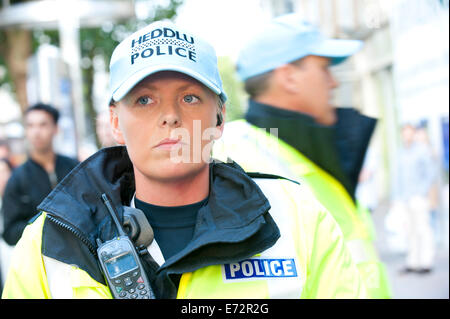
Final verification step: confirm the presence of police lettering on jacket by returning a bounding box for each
[223,258,298,280]
[129,27,196,65]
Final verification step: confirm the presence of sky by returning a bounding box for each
[175,0,270,60]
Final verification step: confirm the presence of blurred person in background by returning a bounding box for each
[0,157,14,291]
[0,140,11,161]
[78,110,117,161]
[1,103,79,246]
[0,139,13,197]
[0,140,13,291]
[356,147,380,214]
[0,158,13,197]
[214,13,391,298]
[415,123,441,242]
[393,123,436,274]
[96,110,117,148]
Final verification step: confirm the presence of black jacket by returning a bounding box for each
[1,154,79,245]
[37,146,280,298]
[245,100,377,200]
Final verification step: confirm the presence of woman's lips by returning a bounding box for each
[153,138,183,150]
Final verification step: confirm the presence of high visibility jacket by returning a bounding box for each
[214,120,391,299]
[2,146,367,299]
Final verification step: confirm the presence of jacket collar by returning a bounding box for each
[38,146,279,291]
[39,146,135,248]
[245,100,376,200]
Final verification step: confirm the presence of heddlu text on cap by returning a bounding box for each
[130,27,196,65]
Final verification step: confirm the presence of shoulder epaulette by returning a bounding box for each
[245,172,300,185]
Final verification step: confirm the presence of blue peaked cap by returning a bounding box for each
[237,13,363,81]
[109,20,227,103]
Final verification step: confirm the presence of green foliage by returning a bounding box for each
[217,56,247,122]
[0,31,11,88]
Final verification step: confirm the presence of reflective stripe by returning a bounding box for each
[253,179,303,299]
[346,239,373,264]
[44,253,112,299]
[44,256,73,298]
[2,213,51,299]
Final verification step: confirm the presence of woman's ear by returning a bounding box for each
[216,104,226,138]
[109,105,126,145]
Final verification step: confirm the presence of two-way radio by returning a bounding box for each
[97,194,155,299]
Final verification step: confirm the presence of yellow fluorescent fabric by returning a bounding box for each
[213,120,392,298]
[2,179,367,299]
[2,213,50,299]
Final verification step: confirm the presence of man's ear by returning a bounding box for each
[109,105,126,145]
[274,64,301,94]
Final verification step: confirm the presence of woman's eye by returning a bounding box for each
[183,95,199,104]
[137,96,152,105]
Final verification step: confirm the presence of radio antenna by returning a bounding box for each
[101,193,127,237]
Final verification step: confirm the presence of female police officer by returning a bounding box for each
[2,20,366,299]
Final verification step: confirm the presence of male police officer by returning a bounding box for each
[2,20,366,299]
[214,14,391,298]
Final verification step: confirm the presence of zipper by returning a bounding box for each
[46,214,97,256]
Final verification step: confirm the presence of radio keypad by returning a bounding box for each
[110,270,150,299]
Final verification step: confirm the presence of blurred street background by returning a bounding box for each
[373,201,449,298]
[0,0,449,299]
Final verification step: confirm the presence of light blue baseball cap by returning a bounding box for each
[237,13,363,81]
[109,20,227,103]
